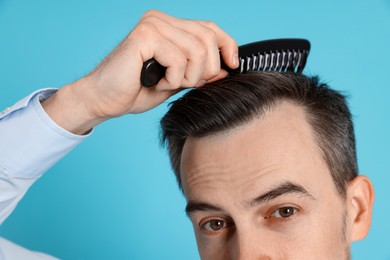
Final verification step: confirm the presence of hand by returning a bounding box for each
[42,10,239,134]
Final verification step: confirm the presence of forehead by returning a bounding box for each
[180,101,335,202]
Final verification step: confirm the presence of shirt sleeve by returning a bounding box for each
[0,238,59,260]
[0,89,91,259]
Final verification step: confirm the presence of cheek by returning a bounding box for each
[286,204,348,258]
[193,228,230,260]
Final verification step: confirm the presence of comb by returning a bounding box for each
[140,38,310,87]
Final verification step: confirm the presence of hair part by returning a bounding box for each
[161,72,358,198]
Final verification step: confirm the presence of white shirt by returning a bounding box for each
[0,89,90,259]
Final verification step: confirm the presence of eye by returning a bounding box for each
[270,206,298,219]
[201,219,228,232]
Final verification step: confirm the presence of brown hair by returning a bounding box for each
[161,72,358,197]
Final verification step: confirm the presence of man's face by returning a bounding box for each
[180,101,352,259]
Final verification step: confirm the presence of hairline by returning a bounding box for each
[178,98,345,198]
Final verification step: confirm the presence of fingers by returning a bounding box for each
[139,10,238,90]
[140,16,208,89]
[143,11,221,80]
[171,20,222,81]
[146,11,239,69]
[129,21,187,91]
[148,10,239,70]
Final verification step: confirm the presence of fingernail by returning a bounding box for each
[195,80,207,88]
[232,52,239,68]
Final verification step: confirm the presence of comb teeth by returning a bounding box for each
[238,49,309,74]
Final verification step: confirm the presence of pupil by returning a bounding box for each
[280,207,294,217]
[210,220,223,230]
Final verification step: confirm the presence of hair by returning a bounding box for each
[160,72,358,198]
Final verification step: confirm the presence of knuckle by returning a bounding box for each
[168,78,182,89]
[196,46,208,60]
[175,55,187,67]
[191,39,207,60]
[186,74,199,87]
[203,20,218,29]
[208,64,220,77]
[131,22,157,38]
[142,9,160,19]
[204,28,217,41]
[139,15,160,26]
[169,57,187,87]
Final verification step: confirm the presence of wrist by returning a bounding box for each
[42,77,108,135]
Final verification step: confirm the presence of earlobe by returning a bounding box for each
[348,175,375,241]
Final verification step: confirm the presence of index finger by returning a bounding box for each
[196,20,239,69]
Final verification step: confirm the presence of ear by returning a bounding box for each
[347,175,375,241]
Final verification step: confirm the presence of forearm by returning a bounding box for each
[0,90,89,224]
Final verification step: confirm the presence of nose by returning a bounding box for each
[228,230,276,260]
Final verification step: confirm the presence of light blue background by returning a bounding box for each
[1,0,389,259]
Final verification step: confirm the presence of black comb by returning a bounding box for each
[140,38,310,87]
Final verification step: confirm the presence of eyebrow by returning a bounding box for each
[248,181,315,208]
[185,202,224,217]
[185,181,315,216]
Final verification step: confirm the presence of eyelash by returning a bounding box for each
[265,206,300,222]
[200,218,232,235]
[199,206,300,234]
[199,206,300,236]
